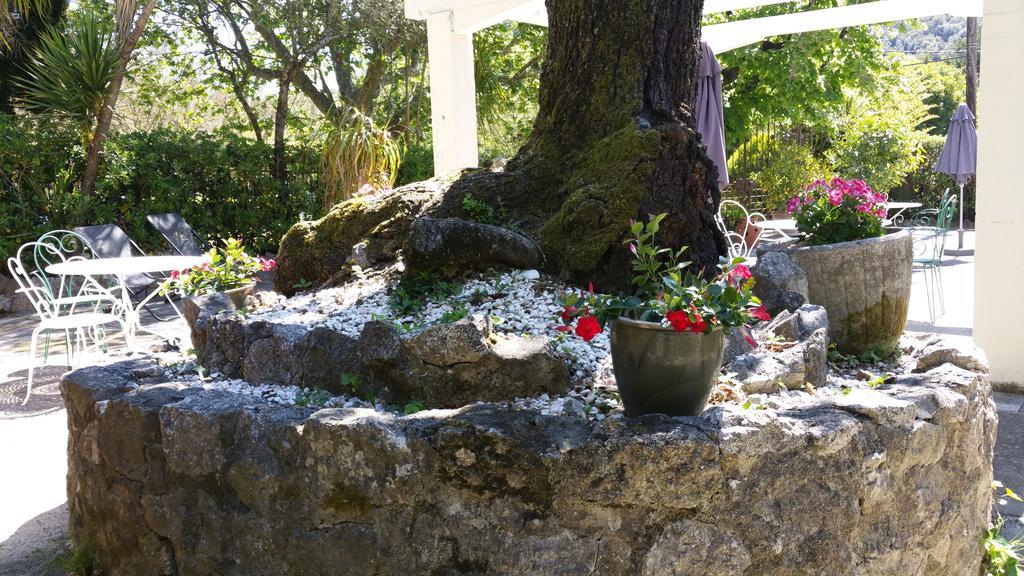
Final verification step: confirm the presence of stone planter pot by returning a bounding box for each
[759,229,912,355]
[610,318,724,417]
[223,283,256,308]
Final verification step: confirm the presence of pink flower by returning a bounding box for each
[751,305,771,322]
[170,270,181,280]
[786,196,802,213]
[728,264,752,286]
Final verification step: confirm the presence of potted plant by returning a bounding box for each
[162,238,276,307]
[766,177,912,354]
[556,214,769,417]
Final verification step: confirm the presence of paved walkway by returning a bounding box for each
[2,232,1021,573]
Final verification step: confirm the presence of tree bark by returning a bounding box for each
[80,0,156,195]
[272,70,291,200]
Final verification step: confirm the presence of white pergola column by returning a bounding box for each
[426,11,479,176]
[974,0,1024,385]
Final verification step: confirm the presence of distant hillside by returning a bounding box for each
[879,15,967,63]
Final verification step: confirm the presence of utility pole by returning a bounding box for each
[966,16,978,124]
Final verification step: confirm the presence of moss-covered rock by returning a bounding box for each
[274,180,443,295]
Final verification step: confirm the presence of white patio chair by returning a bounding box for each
[714,199,792,261]
[7,233,129,404]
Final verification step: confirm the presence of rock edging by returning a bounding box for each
[63,345,995,575]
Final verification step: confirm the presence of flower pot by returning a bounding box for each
[610,318,725,417]
[758,229,912,355]
[738,217,762,249]
[223,283,256,308]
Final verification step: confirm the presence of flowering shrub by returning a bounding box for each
[555,214,769,342]
[787,177,888,245]
[161,238,275,297]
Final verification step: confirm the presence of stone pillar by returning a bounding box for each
[975,0,1024,385]
[426,11,479,176]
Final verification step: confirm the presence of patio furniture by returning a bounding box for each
[7,234,128,404]
[45,254,207,349]
[885,201,923,226]
[715,200,792,261]
[73,224,180,321]
[909,192,958,323]
[146,213,206,257]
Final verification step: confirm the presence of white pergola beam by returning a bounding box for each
[407,0,799,22]
[703,0,983,53]
[426,12,480,175]
[453,0,545,34]
[703,0,795,14]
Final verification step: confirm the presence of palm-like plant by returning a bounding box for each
[1,0,52,49]
[15,13,119,148]
[321,105,402,209]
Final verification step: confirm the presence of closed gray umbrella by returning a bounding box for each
[934,103,977,249]
[694,42,728,188]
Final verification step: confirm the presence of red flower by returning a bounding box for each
[554,325,571,333]
[742,327,757,348]
[170,269,180,280]
[560,305,577,321]
[575,315,602,342]
[665,310,691,333]
[751,305,771,322]
[728,264,752,285]
[690,314,708,334]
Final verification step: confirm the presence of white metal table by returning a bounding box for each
[46,255,205,348]
[754,219,797,232]
[886,201,922,225]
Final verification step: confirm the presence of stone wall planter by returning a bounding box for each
[60,348,995,576]
[610,318,724,416]
[758,229,912,354]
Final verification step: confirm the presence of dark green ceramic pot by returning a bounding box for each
[610,318,725,417]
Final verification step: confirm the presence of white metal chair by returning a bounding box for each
[7,232,129,404]
[714,199,792,261]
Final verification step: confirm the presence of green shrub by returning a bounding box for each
[727,134,827,211]
[0,116,324,262]
[395,142,434,186]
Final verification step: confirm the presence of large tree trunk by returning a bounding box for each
[275,0,724,295]
[430,0,724,290]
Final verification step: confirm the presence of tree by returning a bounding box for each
[80,0,157,194]
[710,0,890,149]
[16,13,118,148]
[275,0,725,294]
[0,0,66,112]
